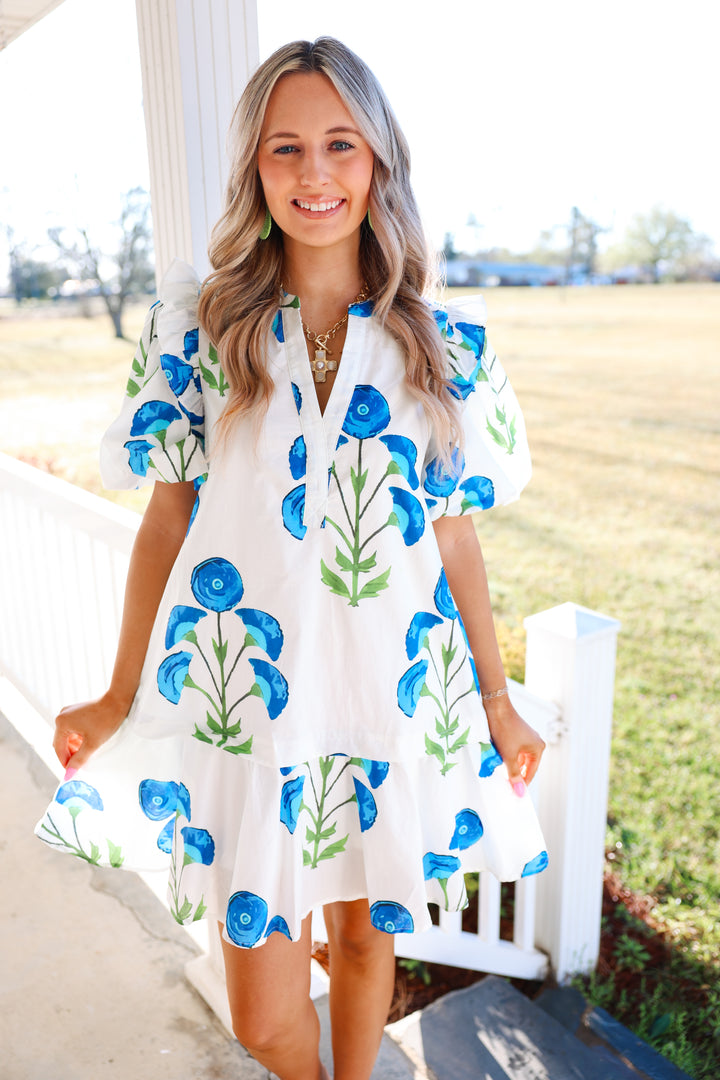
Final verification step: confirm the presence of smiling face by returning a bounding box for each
[257,71,375,259]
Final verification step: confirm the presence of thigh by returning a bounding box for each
[323,899,395,957]
[219,913,314,1033]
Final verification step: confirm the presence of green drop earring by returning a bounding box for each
[366,209,375,233]
[259,207,273,240]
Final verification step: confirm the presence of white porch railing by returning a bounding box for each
[0,452,620,1027]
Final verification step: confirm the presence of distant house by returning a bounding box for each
[445,259,563,287]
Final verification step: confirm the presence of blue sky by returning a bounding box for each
[0,0,717,283]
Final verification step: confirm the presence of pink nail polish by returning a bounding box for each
[64,766,78,782]
[512,780,526,798]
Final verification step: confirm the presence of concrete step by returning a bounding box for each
[536,987,694,1080]
[386,975,686,1080]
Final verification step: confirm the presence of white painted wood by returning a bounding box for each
[438,909,462,935]
[135,0,259,280]
[479,871,502,945]
[0,0,65,49]
[524,602,621,982]
[0,457,621,1016]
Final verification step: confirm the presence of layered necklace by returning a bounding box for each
[302,286,368,383]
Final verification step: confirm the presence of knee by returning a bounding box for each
[229,1000,292,1055]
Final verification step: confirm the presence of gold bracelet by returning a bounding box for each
[481,686,509,701]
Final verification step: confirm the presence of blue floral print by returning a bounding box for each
[236,609,284,661]
[387,486,425,546]
[130,399,181,435]
[459,475,494,512]
[522,850,549,877]
[124,438,154,476]
[38,781,124,864]
[479,742,504,777]
[433,569,458,620]
[342,384,391,439]
[247,657,289,719]
[397,659,429,717]
[423,449,465,498]
[353,777,378,832]
[280,775,305,834]
[158,556,289,751]
[405,612,443,660]
[370,900,414,934]
[181,827,216,865]
[38,780,123,867]
[56,780,104,811]
[139,778,190,821]
[191,557,244,612]
[397,570,479,774]
[157,651,193,704]
[449,809,484,850]
[282,484,308,540]
[165,605,207,649]
[378,435,420,489]
[266,915,292,939]
[226,890,269,947]
[288,436,307,480]
[423,852,462,880]
[139,777,214,924]
[161,352,194,396]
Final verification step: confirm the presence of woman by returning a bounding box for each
[39,37,546,1080]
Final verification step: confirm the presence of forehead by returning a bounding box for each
[261,71,358,133]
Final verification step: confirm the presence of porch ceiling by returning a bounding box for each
[0,0,66,50]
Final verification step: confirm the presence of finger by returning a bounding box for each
[66,738,98,771]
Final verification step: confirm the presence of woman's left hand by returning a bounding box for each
[484,695,546,795]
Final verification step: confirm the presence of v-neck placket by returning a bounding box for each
[283,301,369,530]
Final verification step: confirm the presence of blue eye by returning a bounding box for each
[274,145,298,155]
[331,140,354,152]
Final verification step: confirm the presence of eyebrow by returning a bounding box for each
[263,126,362,142]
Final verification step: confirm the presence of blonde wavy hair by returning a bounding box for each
[198,36,461,459]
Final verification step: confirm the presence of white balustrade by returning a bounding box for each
[0,453,620,1021]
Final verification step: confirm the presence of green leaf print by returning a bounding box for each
[126,378,141,397]
[356,567,392,601]
[107,841,124,868]
[324,439,394,607]
[320,559,352,599]
[318,835,349,861]
[292,757,358,869]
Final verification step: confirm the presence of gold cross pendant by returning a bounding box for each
[310,348,338,383]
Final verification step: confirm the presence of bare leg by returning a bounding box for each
[219,915,326,1080]
[323,900,396,1080]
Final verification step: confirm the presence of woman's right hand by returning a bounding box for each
[53,693,129,771]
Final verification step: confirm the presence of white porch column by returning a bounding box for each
[134,0,259,280]
[524,602,621,982]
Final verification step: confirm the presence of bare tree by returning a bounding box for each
[48,187,155,338]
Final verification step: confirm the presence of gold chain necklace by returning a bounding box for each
[302,287,368,383]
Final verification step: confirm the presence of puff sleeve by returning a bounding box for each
[421,294,531,519]
[99,260,209,489]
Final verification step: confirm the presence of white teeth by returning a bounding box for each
[296,199,342,212]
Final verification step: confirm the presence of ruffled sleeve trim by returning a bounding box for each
[421,294,531,518]
[99,261,209,490]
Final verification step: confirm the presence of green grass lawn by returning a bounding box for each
[2,285,719,1074]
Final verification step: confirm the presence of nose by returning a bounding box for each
[300,146,330,187]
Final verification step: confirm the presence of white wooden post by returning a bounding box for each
[524,602,621,982]
[134,0,259,280]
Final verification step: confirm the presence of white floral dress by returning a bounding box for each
[36,260,547,948]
